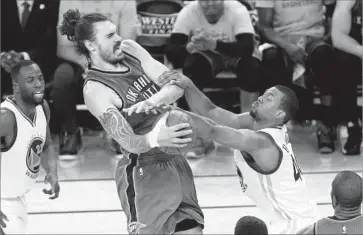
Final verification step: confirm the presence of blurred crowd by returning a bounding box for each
[1,0,362,158]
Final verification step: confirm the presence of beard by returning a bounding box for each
[99,49,123,65]
[21,92,43,106]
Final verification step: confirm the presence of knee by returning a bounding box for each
[309,44,333,63]
[235,57,262,92]
[52,62,77,89]
[183,53,213,79]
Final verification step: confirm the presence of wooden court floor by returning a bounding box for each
[26,125,362,234]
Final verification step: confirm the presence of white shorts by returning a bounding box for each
[269,217,317,234]
[1,196,28,234]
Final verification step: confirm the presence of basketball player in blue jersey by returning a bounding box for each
[58,10,204,234]
[0,60,60,234]
[147,75,318,234]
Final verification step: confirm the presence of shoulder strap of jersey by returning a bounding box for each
[123,51,144,74]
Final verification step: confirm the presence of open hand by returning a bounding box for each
[43,173,60,200]
[153,111,193,148]
[123,100,158,116]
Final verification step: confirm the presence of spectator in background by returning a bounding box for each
[297,171,362,234]
[165,0,261,113]
[234,216,268,235]
[331,0,362,155]
[256,0,337,154]
[54,0,138,156]
[1,0,60,97]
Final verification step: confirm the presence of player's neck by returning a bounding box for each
[334,205,361,220]
[253,120,281,131]
[13,94,37,119]
[90,57,127,72]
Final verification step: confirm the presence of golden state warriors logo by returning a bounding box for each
[26,137,43,174]
[127,222,146,235]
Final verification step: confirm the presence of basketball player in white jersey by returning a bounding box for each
[145,75,318,234]
[0,60,60,234]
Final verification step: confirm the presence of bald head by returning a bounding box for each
[332,171,362,208]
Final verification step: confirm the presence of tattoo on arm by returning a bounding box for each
[99,108,151,154]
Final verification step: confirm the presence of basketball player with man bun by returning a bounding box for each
[58,9,204,234]
[0,60,60,234]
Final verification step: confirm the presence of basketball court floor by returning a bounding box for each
[27,124,362,234]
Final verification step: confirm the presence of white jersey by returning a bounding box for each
[234,125,317,224]
[1,97,47,198]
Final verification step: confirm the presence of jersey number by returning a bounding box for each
[290,154,302,181]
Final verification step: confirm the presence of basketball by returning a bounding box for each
[158,109,197,155]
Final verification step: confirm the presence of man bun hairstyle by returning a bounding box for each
[58,9,109,58]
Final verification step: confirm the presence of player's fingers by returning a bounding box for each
[1,213,8,222]
[173,129,193,137]
[171,123,190,131]
[0,219,6,229]
[135,103,145,114]
[127,105,138,116]
[172,137,192,144]
[169,143,188,148]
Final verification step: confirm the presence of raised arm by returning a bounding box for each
[121,40,184,105]
[84,81,192,154]
[183,109,278,172]
[160,73,255,129]
[332,0,363,58]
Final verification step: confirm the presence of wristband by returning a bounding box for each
[146,112,168,148]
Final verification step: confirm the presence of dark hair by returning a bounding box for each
[332,171,362,208]
[234,216,268,235]
[58,9,109,58]
[275,85,299,124]
[11,60,37,82]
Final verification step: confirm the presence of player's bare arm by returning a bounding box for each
[184,109,280,173]
[40,100,60,199]
[84,82,193,154]
[0,108,16,147]
[0,109,12,234]
[120,40,184,115]
[167,73,255,129]
[332,0,363,58]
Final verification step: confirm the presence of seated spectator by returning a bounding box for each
[297,171,362,234]
[256,0,337,154]
[1,0,60,97]
[54,0,138,156]
[234,216,268,235]
[165,0,261,112]
[331,0,362,155]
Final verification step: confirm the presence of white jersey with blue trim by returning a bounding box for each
[1,97,47,198]
[234,125,317,223]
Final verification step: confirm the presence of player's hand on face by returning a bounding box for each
[123,100,158,116]
[0,210,8,235]
[43,173,60,200]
